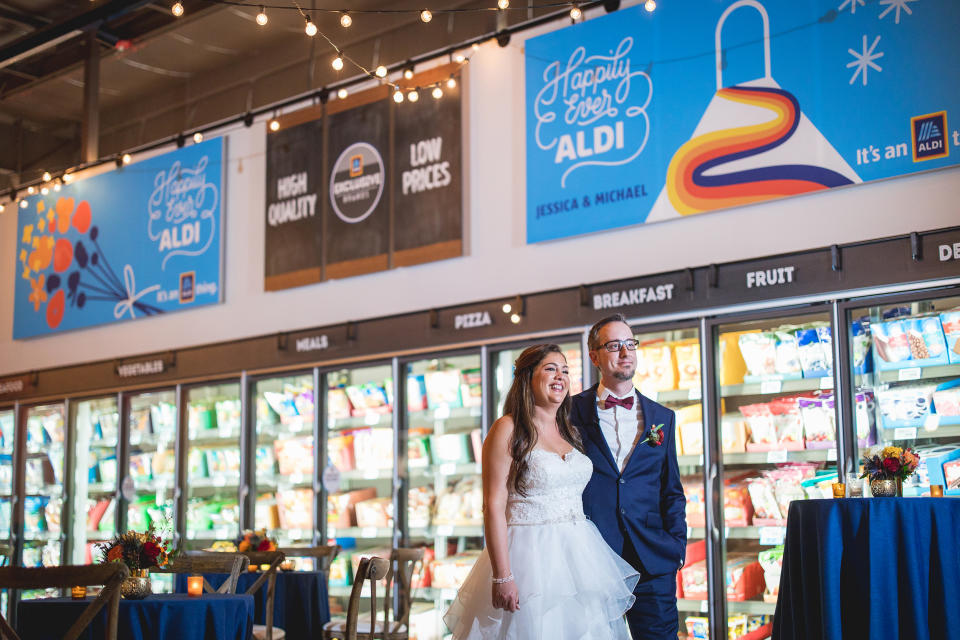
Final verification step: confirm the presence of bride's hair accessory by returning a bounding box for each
[491,573,514,584]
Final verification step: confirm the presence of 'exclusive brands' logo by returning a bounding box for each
[911,111,948,162]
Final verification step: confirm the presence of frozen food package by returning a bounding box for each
[634,343,677,394]
[679,560,708,599]
[352,428,393,470]
[738,333,777,377]
[908,316,948,362]
[740,404,776,445]
[932,386,960,416]
[408,485,436,528]
[676,405,703,455]
[876,385,936,423]
[943,459,960,490]
[773,329,802,375]
[424,371,463,409]
[816,325,833,372]
[673,340,701,390]
[460,369,483,408]
[277,488,314,530]
[354,497,394,528]
[274,436,314,476]
[871,319,911,365]
[326,434,355,472]
[941,311,960,364]
[747,477,782,521]
[796,327,829,376]
[851,319,873,373]
[799,396,836,445]
[327,388,352,419]
[407,375,428,412]
[720,416,747,454]
[769,396,804,445]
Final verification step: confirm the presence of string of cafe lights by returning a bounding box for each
[1,0,658,212]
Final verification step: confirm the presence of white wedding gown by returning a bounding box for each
[443,448,639,639]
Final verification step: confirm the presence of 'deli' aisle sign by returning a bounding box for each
[264,64,463,290]
[525,0,960,243]
[13,140,224,339]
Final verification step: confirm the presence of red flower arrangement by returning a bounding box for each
[97,526,171,571]
[235,529,277,553]
[643,424,665,447]
[861,446,920,481]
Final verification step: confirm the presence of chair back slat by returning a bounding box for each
[154,553,249,594]
[239,551,285,640]
[277,545,340,573]
[384,547,425,631]
[0,564,129,640]
[345,557,389,640]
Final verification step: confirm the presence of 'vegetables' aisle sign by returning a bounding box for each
[525,0,960,243]
[13,140,224,338]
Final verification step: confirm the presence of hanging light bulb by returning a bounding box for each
[569,4,582,20]
[27,186,35,195]
[193,132,204,143]
[498,0,510,9]
[332,55,344,71]
[375,65,388,78]
[340,12,352,27]
[407,89,419,102]
[337,88,348,99]
[432,86,443,99]
[41,171,51,182]
[269,119,280,132]
[510,313,521,324]
[256,6,268,25]
[20,200,28,208]
[393,88,404,103]
[63,173,73,183]
[644,0,656,11]
[420,9,432,22]
[171,2,184,17]
[454,53,465,63]
[0,203,4,213]
[446,76,457,89]
[304,17,317,36]
[472,42,480,51]
[41,186,49,195]
[122,153,132,165]
[53,182,61,192]
[403,67,414,80]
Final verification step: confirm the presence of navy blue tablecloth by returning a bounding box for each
[175,571,330,640]
[17,593,254,640]
[773,498,960,640]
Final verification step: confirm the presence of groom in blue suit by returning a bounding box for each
[571,314,687,640]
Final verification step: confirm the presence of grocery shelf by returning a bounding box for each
[132,479,175,492]
[267,527,313,541]
[329,526,394,540]
[86,530,113,539]
[410,463,481,479]
[87,482,116,495]
[721,376,833,398]
[188,430,242,446]
[339,468,393,481]
[883,424,960,441]
[686,526,786,544]
[22,531,60,542]
[873,363,960,384]
[189,477,240,491]
[727,600,777,615]
[257,473,314,490]
[409,525,484,539]
[90,441,119,450]
[678,598,710,613]
[129,434,175,449]
[25,485,63,497]
[678,448,835,467]
[329,413,393,431]
[648,388,703,404]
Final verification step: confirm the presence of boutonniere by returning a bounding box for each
[642,424,664,447]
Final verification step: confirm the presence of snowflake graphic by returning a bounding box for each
[838,0,865,14]
[847,35,884,86]
[879,0,918,24]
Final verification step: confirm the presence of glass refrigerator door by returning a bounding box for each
[715,311,838,638]
[184,383,242,550]
[407,353,484,633]
[847,293,960,497]
[70,397,119,565]
[626,326,707,635]
[492,341,584,415]
[325,364,394,611]
[0,409,14,615]
[254,373,315,549]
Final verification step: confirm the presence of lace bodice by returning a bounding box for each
[506,448,593,525]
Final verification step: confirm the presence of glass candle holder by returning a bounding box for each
[832,482,846,499]
[930,484,944,497]
[187,576,203,597]
[71,586,86,600]
[845,474,864,498]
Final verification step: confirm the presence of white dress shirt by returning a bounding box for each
[596,384,645,472]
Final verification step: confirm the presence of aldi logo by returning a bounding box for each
[179,271,195,303]
[911,111,948,162]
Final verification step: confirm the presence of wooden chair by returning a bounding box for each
[240,550,286,640]
[154,553,249,594]
[0,563,129,640]
[277,545,340,573]
[323,547,425,640]
[344,557,390,640]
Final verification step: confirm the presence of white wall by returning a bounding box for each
[2,18,959,376]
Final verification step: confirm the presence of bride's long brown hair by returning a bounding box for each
[503,343,583,496]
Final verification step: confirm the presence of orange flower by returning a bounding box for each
[55,197,74,234]
[238,539,250,552]
[27,235,54,272]
[107,545,124,562]
[28,275,47,311]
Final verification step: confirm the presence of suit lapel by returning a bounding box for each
[580,385,619,474]
[623,391,660,474]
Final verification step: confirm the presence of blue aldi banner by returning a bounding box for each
[525,0,960,243]
[13,140,224,338]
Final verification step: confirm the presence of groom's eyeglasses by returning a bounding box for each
[600,339,640,352]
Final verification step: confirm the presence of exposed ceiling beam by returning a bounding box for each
[0,0,153,70]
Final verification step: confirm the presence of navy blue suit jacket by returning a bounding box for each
[571,385,687,576]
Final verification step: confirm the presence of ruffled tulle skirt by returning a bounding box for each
[443,519,639,640]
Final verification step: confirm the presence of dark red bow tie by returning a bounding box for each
[604,395,634,410]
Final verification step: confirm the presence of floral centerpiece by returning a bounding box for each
[235,529,278,553]
[97,526,172,599]
[860,446,920,497]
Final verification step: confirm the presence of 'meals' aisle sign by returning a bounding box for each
[13,140,223,338]
[525,1,960,243]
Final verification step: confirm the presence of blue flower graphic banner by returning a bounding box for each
[13,140,224,339]
[525,0,960,243]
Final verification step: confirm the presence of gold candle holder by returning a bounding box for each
[930,484,944,497]
[832,482,846,499]
[71,586,86,600]
[187,575,203,597]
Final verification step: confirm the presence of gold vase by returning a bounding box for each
[870,476,902,497]
[120,569,152,600]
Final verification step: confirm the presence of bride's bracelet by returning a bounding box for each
[491,573,514,584]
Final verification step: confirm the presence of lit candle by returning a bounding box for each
[930,484,944,497]
[260,564,271,572]
[187,576,203,597]
[832,482,846,499]
[71,586,86,600]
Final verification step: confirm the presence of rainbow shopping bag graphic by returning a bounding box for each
[647,0,861,221]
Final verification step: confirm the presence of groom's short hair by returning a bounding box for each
[588,313,629,351]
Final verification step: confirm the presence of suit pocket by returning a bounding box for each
[645,512,663,529]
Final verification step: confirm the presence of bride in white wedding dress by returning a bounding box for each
[444,344,639,640]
